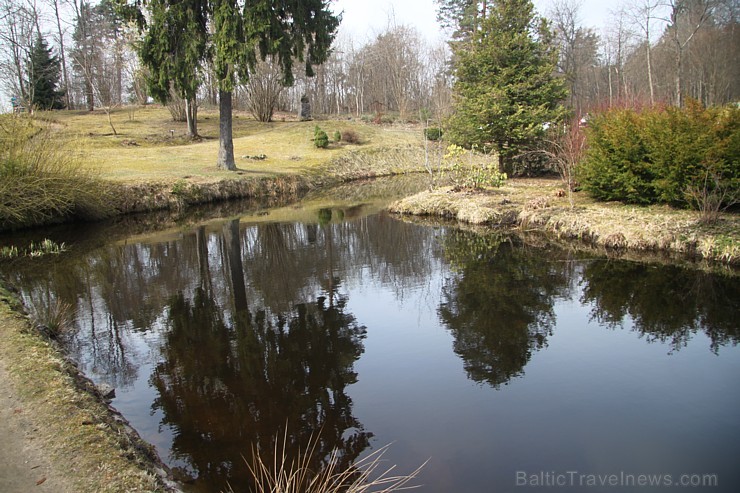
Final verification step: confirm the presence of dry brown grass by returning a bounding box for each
[240,428,426,493]
[0,288,172,492]
[390,178,740,265]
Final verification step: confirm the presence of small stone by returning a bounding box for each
[98,383,115,400]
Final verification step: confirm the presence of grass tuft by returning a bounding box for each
[28,297,74,338]
[241,428,427,493]
[0,115,115,231]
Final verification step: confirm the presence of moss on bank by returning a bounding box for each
[0,286,178,492]
[389,179,740,266]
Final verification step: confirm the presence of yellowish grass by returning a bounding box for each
[36,107,422,184]
[242,427,426,493]
[390,178,740,265]
[0,288,170,492]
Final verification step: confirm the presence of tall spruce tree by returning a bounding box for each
[127,0,339,169]
[447,0,567,174]
[138,0,208,138]
[27,34,66,110]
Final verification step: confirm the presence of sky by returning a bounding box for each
[331,0,619,42]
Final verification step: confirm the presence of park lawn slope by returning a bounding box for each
[38,107,422,184]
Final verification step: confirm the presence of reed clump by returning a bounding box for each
[241,428,426,493]
[0,116,115,231]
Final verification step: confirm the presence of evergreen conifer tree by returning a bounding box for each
[126,0,339,169]
[447,0,567,174]
[27,34,66,110]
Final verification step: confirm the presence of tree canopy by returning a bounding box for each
[446,0,567,174]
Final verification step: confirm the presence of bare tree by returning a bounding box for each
[602,6,635,105]
[244,57,286,122]
[628,0,666,105]
[46,0,69,107]
[346,39,367,116]
[550,0,602,113]
[0,0,40,107]
[665,0,713,107]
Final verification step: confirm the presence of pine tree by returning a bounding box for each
[127,0,339,169]
[447,0,567,174]
[27,34,66,110]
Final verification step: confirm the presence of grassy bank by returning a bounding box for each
[389,179,740,266]
[1,108,428,231]
[0,286,175,492]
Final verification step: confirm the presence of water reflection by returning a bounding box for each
[155,288,369,491]
[581,261,740,353]
[438,230,575,387]
[1,202,738,492]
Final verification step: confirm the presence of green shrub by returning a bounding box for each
[0,116,115,230]
[578,109,656,204]
[313,125,329,148]
[424,127,443,141]
[444,144,507,189]
[578,102,739,209]
[333,130,341,142]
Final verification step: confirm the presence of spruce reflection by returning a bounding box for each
[438,231,573,388]
[150,218,371,493]
[581,261,740,353]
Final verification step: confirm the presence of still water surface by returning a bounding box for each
[3,185,739,492]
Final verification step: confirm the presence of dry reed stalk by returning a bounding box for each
[241,428,427,493]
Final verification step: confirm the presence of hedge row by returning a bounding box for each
[578,101,739,208]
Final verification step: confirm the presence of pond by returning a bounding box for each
[2,179,739,493]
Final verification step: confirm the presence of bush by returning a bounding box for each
[313,125,329,149]
[444,144,507,189]
[0,116,115,230]
[578,102,739,209]
[424,127,444,141]
[333,130,341,142]
[341,129,361,144]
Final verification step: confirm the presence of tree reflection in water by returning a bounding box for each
[581,261,740,353]
[150,218,371,492]
[438,230,575,388]
[153,290,369,491]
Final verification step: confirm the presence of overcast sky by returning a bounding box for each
[331,0,621,42]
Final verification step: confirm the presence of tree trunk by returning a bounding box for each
[218,89,236,170]
[186,97,198,138]
[52,0,70,109]
[115,34,123,105]
[85,77,94,111]
[675,46,683,107]
[646,41,655,106]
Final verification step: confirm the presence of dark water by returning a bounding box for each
[3,186,739,493]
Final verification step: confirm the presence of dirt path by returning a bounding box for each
[0,361,75,493]
[0,292,175,493]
